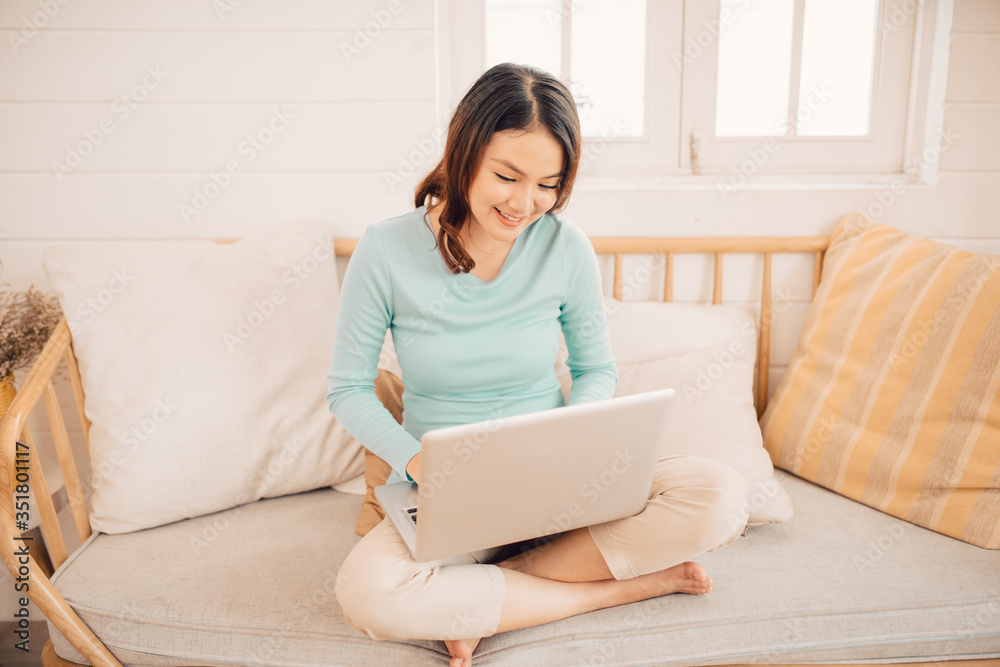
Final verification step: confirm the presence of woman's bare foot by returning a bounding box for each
[444,637,481,667]
[638,561,713,597]
[442,562,709,664]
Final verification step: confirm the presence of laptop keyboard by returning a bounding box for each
[404,505,418,525]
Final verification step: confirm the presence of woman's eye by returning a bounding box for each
[539,184,558,190]
[495,173,515,183]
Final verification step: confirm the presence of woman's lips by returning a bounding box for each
[495,207,525,227]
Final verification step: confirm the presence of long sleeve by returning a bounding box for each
[558,222,619,405]
[325,225,420,481]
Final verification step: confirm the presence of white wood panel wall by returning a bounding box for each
[1,0,998,617]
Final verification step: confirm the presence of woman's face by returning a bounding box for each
[465,128,564,248]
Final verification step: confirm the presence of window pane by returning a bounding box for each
[715,0,796,137]
[485,0,561,79]
[571,0,646,137]
[797,0,878,136]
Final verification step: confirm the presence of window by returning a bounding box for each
[714,0,880,138]
[485,0,647,139]
[446,0,952,185]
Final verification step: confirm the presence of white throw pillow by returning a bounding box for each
[556,299,763,370]
[557,302,793,527]
[43,224,365,533]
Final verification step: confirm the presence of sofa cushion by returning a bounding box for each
[600,300,761,365]
[761,214,1000,548]
[42,224,366,534]
[558,302,793,527]
[48,474,1000,666]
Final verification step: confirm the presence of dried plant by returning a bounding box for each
[0,282,67,386]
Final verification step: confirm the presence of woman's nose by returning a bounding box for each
[511,186,533,215]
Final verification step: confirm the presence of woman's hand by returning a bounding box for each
[405,453,421,483]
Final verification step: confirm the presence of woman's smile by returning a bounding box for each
[494,207,526,227]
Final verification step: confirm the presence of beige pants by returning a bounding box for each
[335,454,749,641]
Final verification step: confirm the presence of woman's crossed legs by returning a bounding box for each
[335,455,749,667]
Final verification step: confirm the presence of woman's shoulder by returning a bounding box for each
[357,207,432,252]
[536,211,592,255]
[367,206,429,236]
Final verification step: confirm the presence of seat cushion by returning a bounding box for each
[49,475,1000,666]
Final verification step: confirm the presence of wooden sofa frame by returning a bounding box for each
[2,225,997,667]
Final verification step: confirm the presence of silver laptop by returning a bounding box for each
[375,388,675,562]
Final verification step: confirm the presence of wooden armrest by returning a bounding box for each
[0,317,123,667]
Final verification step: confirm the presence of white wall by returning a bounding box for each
[0,0,998,617]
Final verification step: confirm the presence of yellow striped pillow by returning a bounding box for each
[761,214,1000,549]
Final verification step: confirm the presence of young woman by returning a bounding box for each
[326,63,749,667]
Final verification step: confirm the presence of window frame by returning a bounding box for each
[439,0,954,189]
[682,0,910,176]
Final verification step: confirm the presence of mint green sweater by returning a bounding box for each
[325,206,619,484]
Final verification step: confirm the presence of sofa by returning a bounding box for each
[1,213,998,667]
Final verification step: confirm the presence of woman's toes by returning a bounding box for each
[683,561,709,582]
[445,637,481,667]
[680,575,713,595]
[659,561,714,595]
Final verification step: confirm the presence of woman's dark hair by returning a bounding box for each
[414,63,581,274]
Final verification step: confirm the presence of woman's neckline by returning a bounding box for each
[419,205,528,285]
